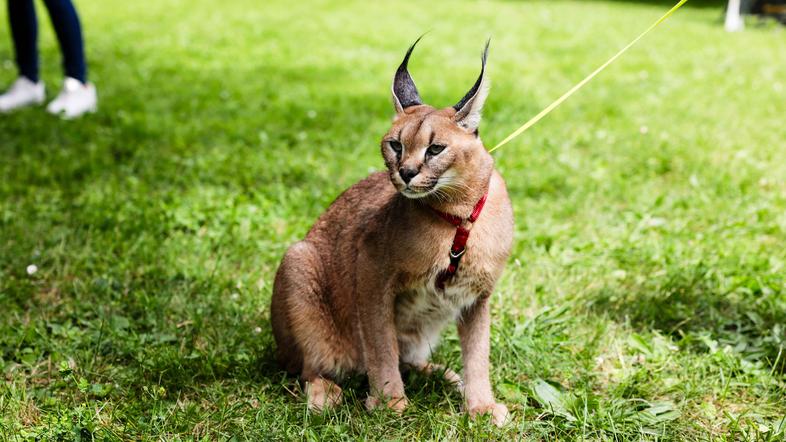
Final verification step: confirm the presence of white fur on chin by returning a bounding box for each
[401,187,437,199]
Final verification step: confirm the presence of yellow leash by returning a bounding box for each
[489,0,688,153]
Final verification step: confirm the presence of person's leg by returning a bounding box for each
[40,0,95,118]
[8,0,39,83]
[0,0,45,112]
[41,0,86,83]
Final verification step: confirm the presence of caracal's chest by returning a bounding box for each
[395,269,481,329]
[393,248,497,364]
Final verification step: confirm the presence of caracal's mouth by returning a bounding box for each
[401,187,433,199]
[400,181,441,199]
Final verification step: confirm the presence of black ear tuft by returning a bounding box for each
[453,39,490,112]
[392,36,425,111]
[452,39,491,131]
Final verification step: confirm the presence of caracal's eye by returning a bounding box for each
[426,144,446,156]
[389,140,403,155]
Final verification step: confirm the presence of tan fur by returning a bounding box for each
[271,46,513,426]
[305,377,343,411]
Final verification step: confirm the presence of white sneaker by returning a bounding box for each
[47,77,97,119]
[0,77,45,113]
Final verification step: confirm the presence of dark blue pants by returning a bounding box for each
[7,0,87,83]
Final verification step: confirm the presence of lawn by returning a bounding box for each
[1,0,785,440]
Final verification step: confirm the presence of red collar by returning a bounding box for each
[430,193,488,290]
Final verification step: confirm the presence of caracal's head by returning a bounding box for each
[381,38,494,203]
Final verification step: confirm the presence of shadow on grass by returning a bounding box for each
[586,262,786,372]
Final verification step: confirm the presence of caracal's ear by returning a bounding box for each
[453,40,490,132]
[392,37,424,114]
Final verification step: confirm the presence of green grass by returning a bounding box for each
[1,0,785,439]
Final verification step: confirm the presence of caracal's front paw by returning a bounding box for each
[468,402,510,427]
[365,394,409,414]
[305,378,343,412]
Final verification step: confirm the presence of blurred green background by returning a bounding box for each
[1,0,784,440]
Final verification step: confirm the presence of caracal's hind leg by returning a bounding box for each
[399,333,463,392]
[411,362,464,391]
[271,240,349,410]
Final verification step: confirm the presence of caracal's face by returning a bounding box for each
[381,105,486,201]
